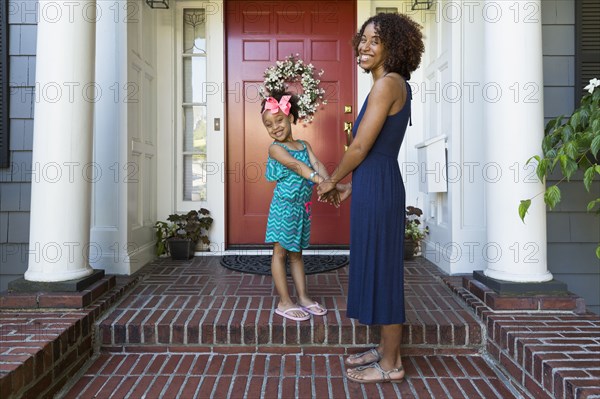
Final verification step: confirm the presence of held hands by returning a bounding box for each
[317,180,352,208]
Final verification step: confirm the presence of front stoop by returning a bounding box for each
[0,275,140,399]
[97,257,484,355]
[444,276,600,399]
[63,257,526,399]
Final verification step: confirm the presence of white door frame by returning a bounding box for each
[156,0,226,251]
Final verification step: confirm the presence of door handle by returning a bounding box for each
[343,122,353,151]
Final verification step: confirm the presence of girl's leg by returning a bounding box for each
[272,243,307,318]
[288,251,326,313]
[346,324,405,382]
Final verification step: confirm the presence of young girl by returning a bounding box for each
[262,91,334,321]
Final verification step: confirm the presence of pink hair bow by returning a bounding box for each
[263,95,291,115]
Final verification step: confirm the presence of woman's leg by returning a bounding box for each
[346,324,405,382]
[272,243,307,318]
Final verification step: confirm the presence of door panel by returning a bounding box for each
[226,0,355,246]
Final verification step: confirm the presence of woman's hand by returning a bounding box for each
[317,179,336,197]
[336,183,352,203]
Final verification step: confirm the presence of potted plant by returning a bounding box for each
[154,208,213,260]
[519,78,600,259]
[404,206,429,260]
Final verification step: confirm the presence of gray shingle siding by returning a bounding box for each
[0,0,36,291]
[543,0,600,315]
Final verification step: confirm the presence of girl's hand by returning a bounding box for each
[317,180,336,197]
[319,189,340,207]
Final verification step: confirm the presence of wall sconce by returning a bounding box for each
[146,0,169,9]
[412,0,434,10]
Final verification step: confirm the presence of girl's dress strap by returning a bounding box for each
[271,141,289,150]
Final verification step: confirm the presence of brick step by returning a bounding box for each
[98,257,484,350]
[445,276,600,399]
[98,295,483,349]
[62,351,520,399]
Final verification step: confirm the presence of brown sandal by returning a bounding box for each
[346,362,405,384]
[344,348,382,367]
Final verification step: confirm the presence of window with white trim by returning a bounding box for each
[181,9,207,201]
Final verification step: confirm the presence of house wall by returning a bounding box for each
[0,1,36,291]
[542,0,600,315]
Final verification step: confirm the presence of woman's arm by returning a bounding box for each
[318,76,405,195]
[269,144,325,184]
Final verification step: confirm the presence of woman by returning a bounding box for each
[317,13,424,384]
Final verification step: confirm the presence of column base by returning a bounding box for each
[464,271,586,314]
[9,269,105,292]
[0,270,114,309]
[474,270,566,294]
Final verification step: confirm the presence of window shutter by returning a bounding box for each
[575,0,600,101]
[0,0,8,168]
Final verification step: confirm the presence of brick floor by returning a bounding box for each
[4,256,599,398]
[444,276,600,399]
[98,257,483,351]
[62,351,518,399]
[57,257,519,399]
[0,275,139,399]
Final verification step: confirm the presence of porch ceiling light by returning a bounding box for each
[411,0,434,10]
[146,0,169,9]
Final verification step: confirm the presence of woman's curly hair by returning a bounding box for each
[260,90,300,124]
[352,13,424,80]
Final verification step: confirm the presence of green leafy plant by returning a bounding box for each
[154,208,213,256]
[519,78,600,259]
[405,206,429,243]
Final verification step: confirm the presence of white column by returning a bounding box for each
[482,0,552,282]
[25,1,96,282]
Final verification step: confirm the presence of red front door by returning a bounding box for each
[226,0,356,247]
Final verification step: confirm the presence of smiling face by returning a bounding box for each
[262,110,294,142]
[357,23,387,75]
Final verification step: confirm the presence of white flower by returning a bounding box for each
[584,78,600,94]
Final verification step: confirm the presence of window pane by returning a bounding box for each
[183,56,207,103]
[184,154,207,201]
[183,9,206,54]
[183,106,207,153]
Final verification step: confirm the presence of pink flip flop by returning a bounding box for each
[275,307,310,321]
[300,302,328,316]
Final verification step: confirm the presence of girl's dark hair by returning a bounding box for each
[260,90,300,124]
[352,13,424,80]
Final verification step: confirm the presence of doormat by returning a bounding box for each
[220,255,349,276]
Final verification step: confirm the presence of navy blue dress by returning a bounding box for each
[346,82,411,325]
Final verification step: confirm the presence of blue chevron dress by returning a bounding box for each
[265,140,314,252]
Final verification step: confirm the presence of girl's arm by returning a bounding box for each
[304,141,330,180]
[269,144,325,184]
[318,76,406,194]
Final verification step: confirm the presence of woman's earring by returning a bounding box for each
[356,57,360,65]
